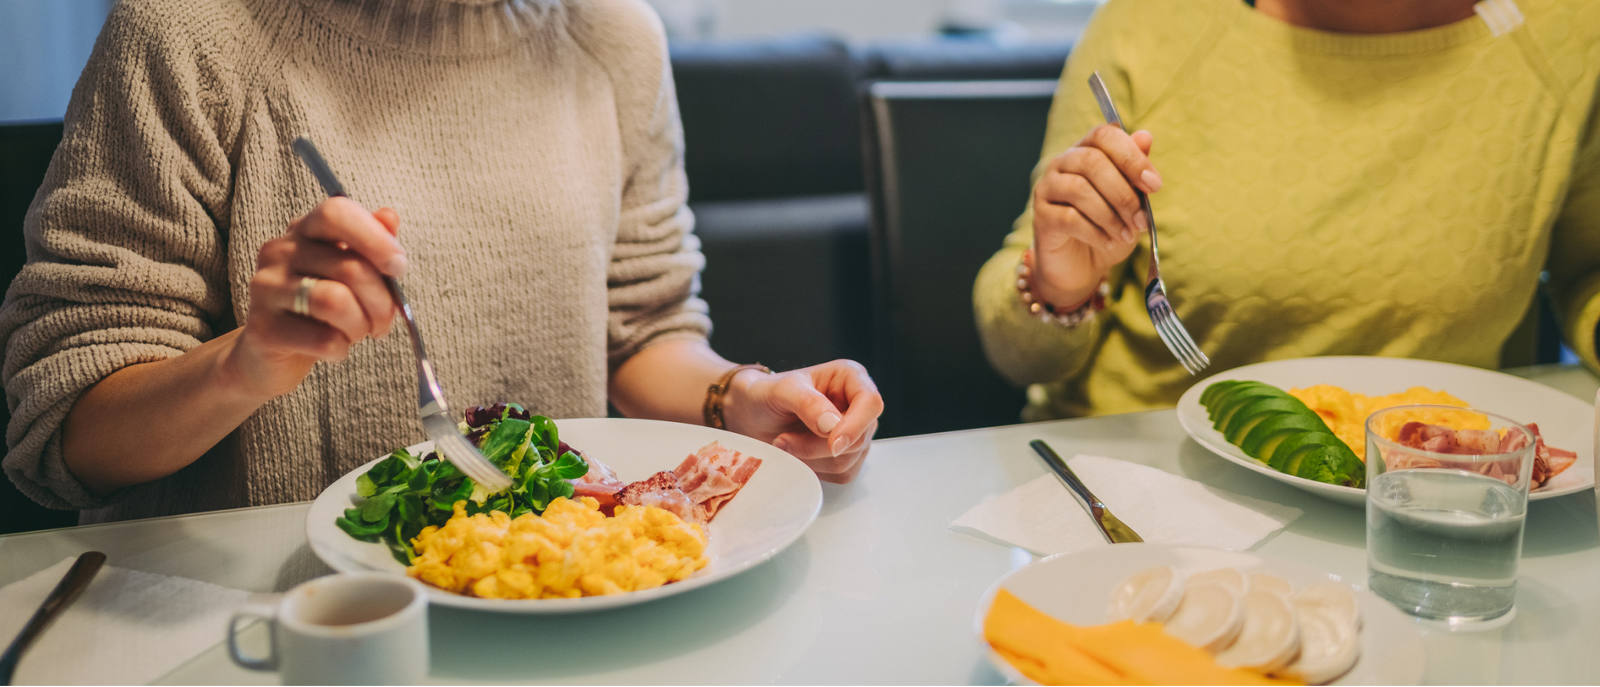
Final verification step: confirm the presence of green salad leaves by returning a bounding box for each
[334,403,590,564]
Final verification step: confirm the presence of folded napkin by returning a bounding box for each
[952,455,1303,556]
[0,557,251,685]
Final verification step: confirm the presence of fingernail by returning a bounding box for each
[1141,169,1163,192]
[773,437,789,452]
[1133,210,1149,232]
[831,437,847,456]
[818,412,841,434]
[384,254,409,277]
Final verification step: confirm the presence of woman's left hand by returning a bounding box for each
[721,360,883,484]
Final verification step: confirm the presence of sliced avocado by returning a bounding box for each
[1205,383,1282,422]
[1210,386,1293,428]
[1199,381,1243,407]
[1223,412,1286,446]
[1200,380,1265,407]
[1252,432,1298,465]
[1239,413,1330,459]
[1266,431,1345,472]
[1293,445,1365,487]
[1219,397,1312,439]
[1278,441,1333,476]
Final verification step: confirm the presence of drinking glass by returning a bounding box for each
[1365,404,1534,624]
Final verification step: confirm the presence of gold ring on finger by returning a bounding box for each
[292,276,317,317]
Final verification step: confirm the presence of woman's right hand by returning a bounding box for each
[223,197,408,400]
[1030,123,1163,308]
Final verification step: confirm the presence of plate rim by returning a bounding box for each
[971,542,1427,685]
[305,417,822,613]
[1175,355,1595,504]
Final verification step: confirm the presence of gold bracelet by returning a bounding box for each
[703,363,771,429]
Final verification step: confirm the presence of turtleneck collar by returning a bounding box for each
[298,0,562,57]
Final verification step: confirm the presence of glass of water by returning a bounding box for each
[1365,404,1535,624]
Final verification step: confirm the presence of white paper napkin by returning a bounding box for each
[0,557,252,685]
[952,454,1303,556]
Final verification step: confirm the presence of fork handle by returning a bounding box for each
[1087,73,1162,270]
[292,137,448,416]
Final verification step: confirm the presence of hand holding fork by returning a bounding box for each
[1025,72,1208,374]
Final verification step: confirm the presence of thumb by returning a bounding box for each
[373,207,401,236]
[772,375,844,438]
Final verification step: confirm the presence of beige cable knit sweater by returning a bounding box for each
[0,0,712,522]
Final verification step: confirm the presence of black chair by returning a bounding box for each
[1,119,77,534]
[670,34,875,371]
[862,80,1058,437]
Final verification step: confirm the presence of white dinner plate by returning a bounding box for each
[306,417,822,613]
[974,543,1426,685]
[1175,356,1595,506]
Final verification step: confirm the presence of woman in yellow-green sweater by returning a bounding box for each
[974,0,1600,420]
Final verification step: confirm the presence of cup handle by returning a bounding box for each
[227,598,280,672]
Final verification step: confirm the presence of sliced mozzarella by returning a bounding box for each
[1279,601,1360,685]
[1295,580,1362,629]
[1215,590,1301,673]
[1162,582,1244,653]
[1247,572,1293,599]
[1189,567,1249,596]
[1106,565,1184,623]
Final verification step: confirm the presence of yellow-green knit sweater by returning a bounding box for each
[974,0,1600,420]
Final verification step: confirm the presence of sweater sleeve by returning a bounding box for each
[0,2,235,509]
[571,0,713,369]
[1548,96,1600,374]
[972,2,1136,388]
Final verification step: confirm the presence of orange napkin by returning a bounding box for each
[982,589,1299,686]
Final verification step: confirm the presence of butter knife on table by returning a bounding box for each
[0,551,107,685]
[1029,440,1144,544]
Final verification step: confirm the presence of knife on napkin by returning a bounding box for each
[1029,440,1144,544]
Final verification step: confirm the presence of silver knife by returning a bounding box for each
[1029,440,1143,544]
[0,551,107,685]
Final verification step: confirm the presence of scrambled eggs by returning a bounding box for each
[407,497,708,599]
[1288,384,1485,461]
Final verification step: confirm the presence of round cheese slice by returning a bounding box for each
[1106,565,1184,623]
[1189,567,1249,596]
[1162,582,1244,653]
[1247,572,1293,599]
[1281,600,1361,685]
[1295,580,1362,629]
[1215,589,1301,673]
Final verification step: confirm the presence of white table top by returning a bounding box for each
[2,365,1596,685]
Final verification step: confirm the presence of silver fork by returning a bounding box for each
[1087,72,1210,375]
[291,136,513,492]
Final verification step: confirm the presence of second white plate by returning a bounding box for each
[1176,356,1595,506]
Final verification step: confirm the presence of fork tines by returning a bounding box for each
[1146,288,1210,375]
[434,425,513,491]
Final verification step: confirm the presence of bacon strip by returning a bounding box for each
[570,452,626,510]
[614,471,697,522]
[673,442,762,523]
[1391,421,1577,488]
[577,442,762,525]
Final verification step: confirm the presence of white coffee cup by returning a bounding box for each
[227,572,428,685]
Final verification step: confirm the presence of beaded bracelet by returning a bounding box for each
[1015,249,1109,328]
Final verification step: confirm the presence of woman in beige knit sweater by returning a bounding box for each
[0,0,881,523]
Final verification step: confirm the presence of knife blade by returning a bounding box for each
[0,551,107,685]
[1029,440,1144,544]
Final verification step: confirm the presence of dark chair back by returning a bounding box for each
[862,80,1057,437]
[1,119,76,533]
